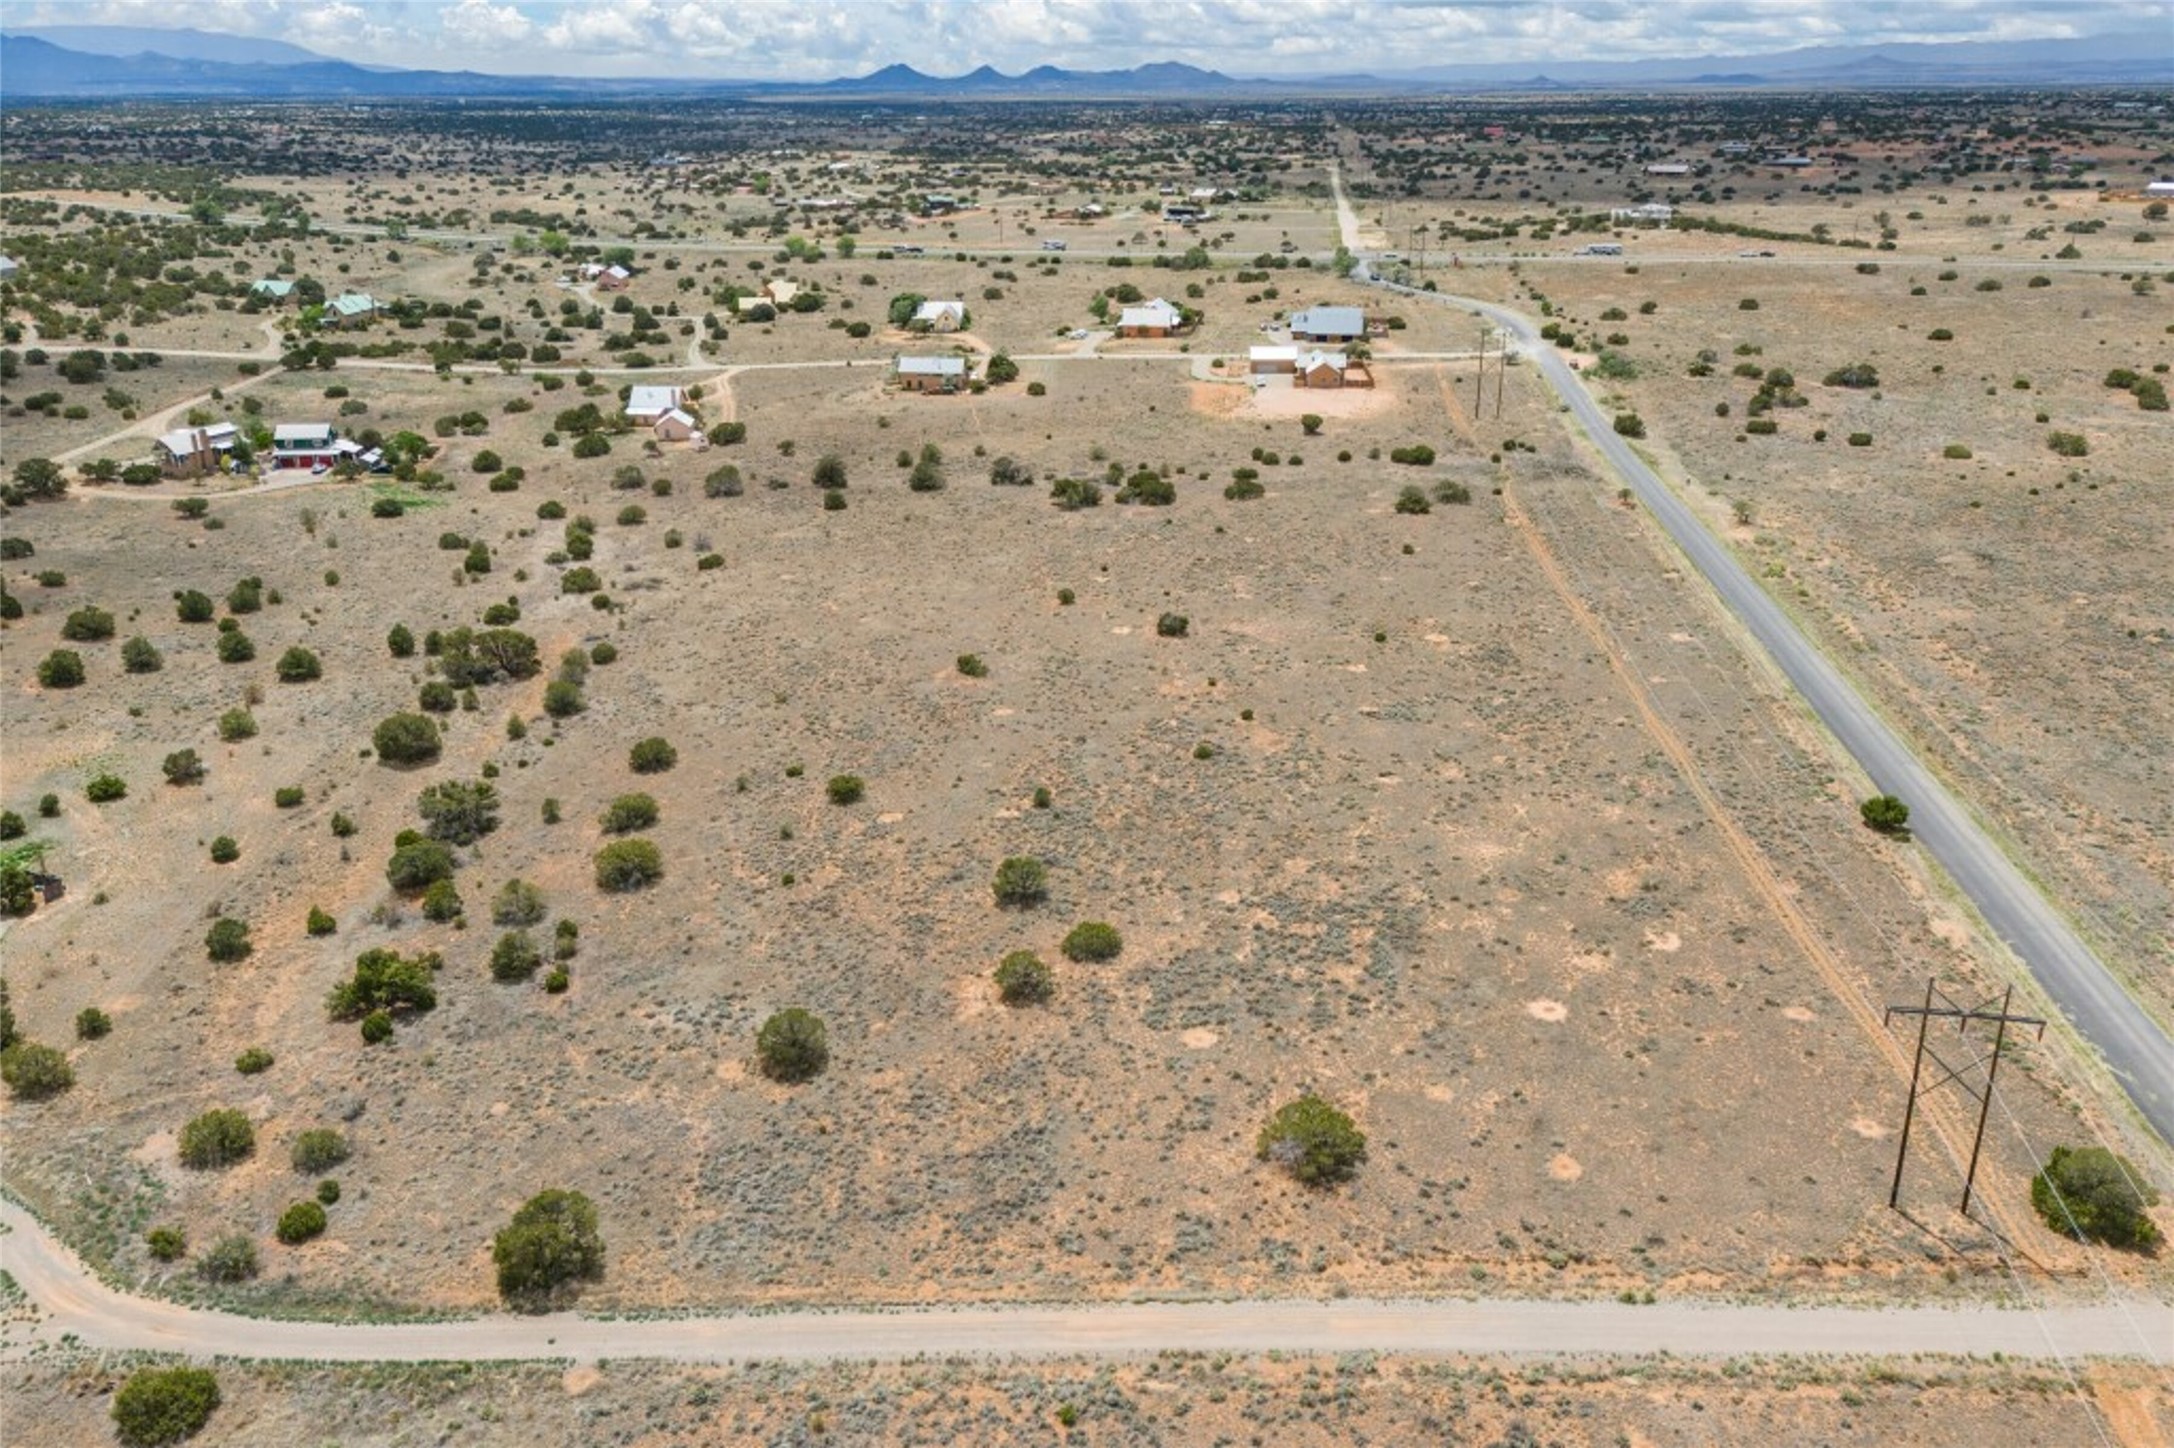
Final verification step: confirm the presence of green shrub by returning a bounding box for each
[1942,444,1973,460]
[1061,921,1123,962]
[757,1007,830,1082]
[418,778,501,845]
[146,1225,188,1261]
[0,1041,74,1099]
[826,774,865,805]
[628,736,678,773]
[2029,1145,2162,1250]
[317,1179,341,1205]
[234,1047,274,1075]
[491,878,546,926]
[387,623,416,657]
[956,653,988,678]
[276,1200,327,1244]
[209,836,240,864]
[2046,431,2089,458]
[1257,1093,1367,1185]
[543,679,586,718]
[594,838,663,892]
[217,708,257,742]
[1393,485,1431,515]
[490,930,543,982]
[163,748,206,786]
[494,1188,605,1306]
[204,916,251,962]
[1860,794,1911,835]
[111,1366,221,1446]
[1387,444,1436,465]
[372,712,441,766]
[418,680,457,713]
[61,605,116,641]
[1050,477,1101,510]
[1156,612,1189,638]
[196,1234,258,1283]
[599,794,659,834]
[274,785,306,809]
[326,948,440,1020]
[1823,363,1880,389]
[275,646,322,682]
[1847,432,1873,447]
[291,1127,351,1174]
[994,950,1054,1005]
[1612,412,1646,438]
[76,1006,112,1039]
[215,629,255,664]
[36,649,86,688]
[86,771,128,803]
[387,837,457,893]
[177,1108,254,1169]
[419,877,463,923]
[0,811,19,840]
[360,1010,394,1044]
[993,856,1048,907]
[1745,418,1779,435]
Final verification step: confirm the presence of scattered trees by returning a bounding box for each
[326,948,440,1020]
[1257,1093,1367,1186]
[594,838,663,891]
[418,779,500,845]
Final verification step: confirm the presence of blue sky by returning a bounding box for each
[10,0,2168,78]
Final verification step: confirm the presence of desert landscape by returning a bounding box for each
[1,63,2168,1448]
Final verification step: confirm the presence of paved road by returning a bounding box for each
[3,1201,2165,1365]
[1354,258,2174,1151]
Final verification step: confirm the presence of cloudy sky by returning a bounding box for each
[10,0,2166,78]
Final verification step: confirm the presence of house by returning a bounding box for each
[913,299,968,332]
[1611,203,1675,225]
[155,422,241,477]
[760,278,799,307]
[2146,180,2174,198]
[1767,155,1814,168]
[1162,205,1207,225]
[1116,297,1185,338]
[0,255,17,283]
[1644,163,1692,177]
[323,292,380,325]
[624,385,688,426]
[922,194,958,215]
[894,355,969,394]
[651,407,705,444]
[1288,305,1366,344]
[250,278,296,302]
[1295,350,1372,389]
[596,265,632,291]
[271,423,339,470]
[1248,345,1297,376]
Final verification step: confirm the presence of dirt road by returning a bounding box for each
[2,1200,2165,1366]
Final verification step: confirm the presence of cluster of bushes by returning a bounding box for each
[2104,366,2168,412]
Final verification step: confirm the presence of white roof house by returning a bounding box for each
[2146,180,2174,197]
[1249,345,1298,365]
[914,299,967,331]
[1611,203,1675,224]
[1298,349,1347,375]
[624,385,687,422]
[1644,163,1692,176]
[156,422,240,459]
[250,278,295,299]
[1118,297,1184,332]
[896,356,967,377]
[325,292,380,320]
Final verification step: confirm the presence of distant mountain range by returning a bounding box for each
[2,25,2167,101]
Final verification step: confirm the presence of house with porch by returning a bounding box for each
[156,422,242,477]
[1288,305,1366,344]
[271,422,340,470]
[1295,350,1372,389]
[323,292,382,326]
[1116,297,1186,338]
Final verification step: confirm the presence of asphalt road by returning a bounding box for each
[3,1200,2165,1365]
[1358,262,2174,1151]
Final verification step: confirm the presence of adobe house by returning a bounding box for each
[895,355,968,394]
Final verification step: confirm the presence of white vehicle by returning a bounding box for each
[1577,242,1623,256]
[1041,239,1067,251]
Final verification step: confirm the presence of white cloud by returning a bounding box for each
[442,0,534,46]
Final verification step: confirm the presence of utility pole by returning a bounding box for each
[1884,979,2045,1216]
[1493,328,1508,418]
[1474,324,1488,416]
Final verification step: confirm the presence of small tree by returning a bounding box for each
[123,636,163,673]
[995,951,1054,1005]
[291,1127,351,1174]
[275,646,323,683]
[992,856,1048,907]
[1393,485,1431,515]
[1156,612,1189,638]
[490,930,543,982]
[418,779,501,845]
[1300,413,1323,436]
[594,838,663,891]
[178,1108,255,1169]
[2030,1145,2162,1250]
[204,917,252,962]
[1612,412,1646,438]
[326,947,440,1020]
[163,748,206,785]
[276,1200,328,1245]
[628,736,678,774]
[1061,921,1123,962]
[989,455,1032,487]
[1257,1093,1367,1185]
[811,454,848,490]
[494,1188,605,1307]
[984,351,1019,384]
[111,1366,221,1447]
[492,878,547,926]
[386,836,456,892]
[373,712,441,766]
[826,774,865,805]
[36,649,86,688]
[757,1007,830,1082]
[0,1040,74,1100]
[1860,794,1911,835]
